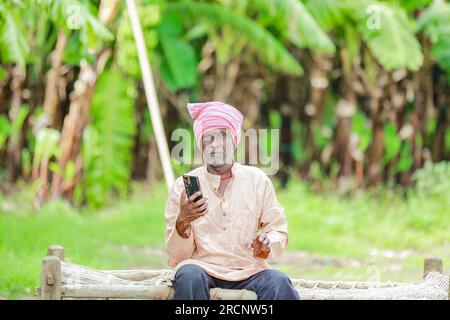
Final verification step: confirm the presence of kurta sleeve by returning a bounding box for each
[165,178,196,268]
[259,176,288,259]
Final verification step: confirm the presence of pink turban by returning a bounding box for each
[187,101,244,150]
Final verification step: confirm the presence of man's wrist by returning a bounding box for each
[176,214,191,238]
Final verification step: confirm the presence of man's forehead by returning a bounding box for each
[203,128,230,137]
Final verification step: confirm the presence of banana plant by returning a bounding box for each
[0,1,30,68]
[0,1,31,179]
[37,0,114,128]
[418,0,450,82]
[50,0,119,201]
[302,0,425,188]
[81,68,136,208]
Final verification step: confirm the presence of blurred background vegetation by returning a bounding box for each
[0,0,449,299]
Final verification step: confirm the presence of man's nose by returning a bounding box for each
[210,137,222,148]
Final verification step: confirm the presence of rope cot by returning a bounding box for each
[36,245,449,300]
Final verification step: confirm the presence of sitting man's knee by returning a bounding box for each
[259,269,299,300]
[172,264,211,300]
[264,269,292,286]
[175,264,207,282]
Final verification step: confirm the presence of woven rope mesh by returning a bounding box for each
[61,263,449,300]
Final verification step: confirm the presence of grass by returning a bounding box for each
[1,177,449,299]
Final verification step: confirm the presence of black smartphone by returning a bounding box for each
[182,175,203,202]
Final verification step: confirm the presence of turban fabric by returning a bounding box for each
[187,101,244,150]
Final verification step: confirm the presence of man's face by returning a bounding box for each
[201,128,234,166]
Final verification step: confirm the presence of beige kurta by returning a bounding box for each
[164,162,289,281]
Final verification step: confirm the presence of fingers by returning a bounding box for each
[188,191,202,203]
[252,231,267,243]
[189,197,208,212]
[247,231,271,251]
[181,191,208,211]
[258,231,267,242]
[192,202,208,214]
[186,192,207,209]
[192,196,207,207]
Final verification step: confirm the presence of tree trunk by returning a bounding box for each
[42,30,67,129]
[334,48,355,192]
[5,65,26,181]
[307,53,332,122]
[0,66,11,113]
[367,97,384,186]
[432,71,449,161]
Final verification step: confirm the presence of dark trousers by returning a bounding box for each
[172,264,300,300]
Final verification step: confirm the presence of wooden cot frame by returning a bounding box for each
[35,245,449,300]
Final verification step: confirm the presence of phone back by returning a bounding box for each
[182,175,203,202]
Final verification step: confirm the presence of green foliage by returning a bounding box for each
[352,111,372,153]
[20,148,31,178]
[83,68,137,208]
[310,160,326,182]
[116,3,160,78]
[313,124,333,150]
[47,0,114,50]
[356,3,423,71]
[63,33,95,65]
[248,0,335,52]
[0,4,30,66]
[418,0,450,82]
[0,115,11,150]
[383,122,401,165]
[0,65,6,80]
[268,109,282,129]
[9,106,29,147]
[395,0,433,12]
[303,0,346,31]
[417,0,450,42]
[396,143,413,173]
[158,12,198,91]
[166,1,303,75]
[412,161,450,198]
[32,128,60,177]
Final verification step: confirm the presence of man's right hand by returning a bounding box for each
[176,191,208,238]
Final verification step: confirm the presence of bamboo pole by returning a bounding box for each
[61,285,257,300]
[125,0,175,190]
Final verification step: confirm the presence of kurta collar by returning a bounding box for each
[202,161,239,191]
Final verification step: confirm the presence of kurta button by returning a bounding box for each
[223,227,226,231]
[223,212,226,216]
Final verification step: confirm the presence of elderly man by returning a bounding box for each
[165,101,299,300]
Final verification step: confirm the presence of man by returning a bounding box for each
[164,101,299,300]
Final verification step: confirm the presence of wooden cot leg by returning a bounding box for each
[47,245,65,261]
[423,257,443,279]
[40,247,62,300]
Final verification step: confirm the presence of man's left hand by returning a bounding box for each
[247,231,271,259]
